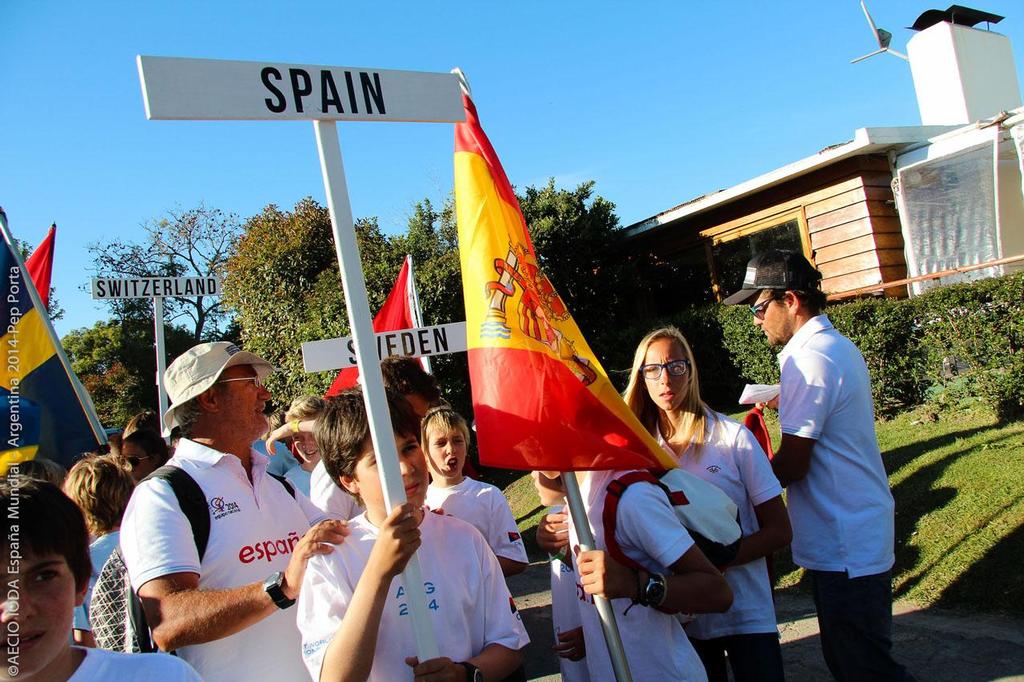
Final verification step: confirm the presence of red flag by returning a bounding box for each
[25,225,56,311]
[325,255,418,396]
[454,93,676,472]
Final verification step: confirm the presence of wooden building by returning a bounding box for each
[624,126,955,308]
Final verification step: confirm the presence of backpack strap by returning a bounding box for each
[602,471,680,573]
[269,473,296,498]
[143,466,211,562]
[125,547,157,653]
[603,470,691,615]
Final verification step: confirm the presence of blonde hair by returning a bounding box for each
[63,455,135,537]
[286,395,326,422]
[420,405,470,449]
[623,326,711,458]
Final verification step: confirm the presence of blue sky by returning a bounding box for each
[4,1,1024,337]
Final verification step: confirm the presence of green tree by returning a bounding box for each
[63,319,194,428]
[224,198,405,404]
[392,197,470,415]
[223,181,654,416]
[517,179,650,357]
[89,204,241,340]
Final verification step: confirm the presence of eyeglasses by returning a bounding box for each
[640,359,691,381]
[750,297,776,320]
[216,375,264,389]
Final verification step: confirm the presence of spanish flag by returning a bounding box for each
[454,94,676,472]
[0,212,105,474]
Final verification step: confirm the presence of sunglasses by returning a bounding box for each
[125,454,152,468]
[750,297,776,320]
[640,359,691,381]
[216,375,265,389]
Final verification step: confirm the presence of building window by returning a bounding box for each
[709,212,808,299]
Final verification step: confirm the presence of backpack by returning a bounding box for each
[601,468,742,614]
[89,465,295,653]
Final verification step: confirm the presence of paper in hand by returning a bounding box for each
[739,384,780,405]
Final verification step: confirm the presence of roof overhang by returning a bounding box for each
[625,124,957,238]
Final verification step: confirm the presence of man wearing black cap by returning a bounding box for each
[725,251,913,681]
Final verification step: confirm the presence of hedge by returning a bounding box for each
[597,271,1024,420]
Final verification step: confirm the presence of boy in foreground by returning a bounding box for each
[297,389,529,681]
[1,475,200,682]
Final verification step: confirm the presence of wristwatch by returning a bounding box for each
[460,661,484,681]
[263,571,296,609]
[640,572,667,608]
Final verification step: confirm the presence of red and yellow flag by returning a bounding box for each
[454,94,676,472]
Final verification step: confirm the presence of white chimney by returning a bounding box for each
[908,20,1022,125]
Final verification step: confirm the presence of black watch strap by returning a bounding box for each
[263,571,296,609]
[460,661,483,681]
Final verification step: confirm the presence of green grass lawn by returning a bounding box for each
[499,402,1024,615]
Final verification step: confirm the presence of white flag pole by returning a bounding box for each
[405,255,432,375]
[313,121,440,661]
[153,296,170,441]
[562,471,634,682]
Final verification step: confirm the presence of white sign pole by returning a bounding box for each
[313,120,439,661]
[152,296,170,436]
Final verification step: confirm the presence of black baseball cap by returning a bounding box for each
[722,250,822,305]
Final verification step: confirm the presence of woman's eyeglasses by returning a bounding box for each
[639,359,691,381]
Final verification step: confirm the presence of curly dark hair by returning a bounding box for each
[380,357,441,404]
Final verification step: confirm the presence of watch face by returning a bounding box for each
[645,574,666,605]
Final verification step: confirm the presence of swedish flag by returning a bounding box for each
[0,212,104,473]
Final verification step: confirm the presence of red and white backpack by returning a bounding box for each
[601,468,743,614]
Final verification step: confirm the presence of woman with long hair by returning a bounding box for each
[624,326,792,682]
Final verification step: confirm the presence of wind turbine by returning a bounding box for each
[851,0,909,63]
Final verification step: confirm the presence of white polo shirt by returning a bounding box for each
[570,470,707,682]
[120,439,326,682]
[425,477,529,564]
[309,460,363,520]
[297,511,530,682]
[661,411,782,639]
[778,315,895,577]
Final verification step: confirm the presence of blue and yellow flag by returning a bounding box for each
[0,215,104,473]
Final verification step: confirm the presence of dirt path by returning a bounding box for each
[508,564,1024,681]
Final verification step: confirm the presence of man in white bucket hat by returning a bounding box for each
[119,342,348,682]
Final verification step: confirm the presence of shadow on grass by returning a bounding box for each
[773,422,1008,596]
[890,429,1023,600]
[931,502,1024,613]
[517,504,544,525]
[883,424,993,474]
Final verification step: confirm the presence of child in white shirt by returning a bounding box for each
[422,406,528,577]
[1,476,201,682]
[297,389,529,682]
